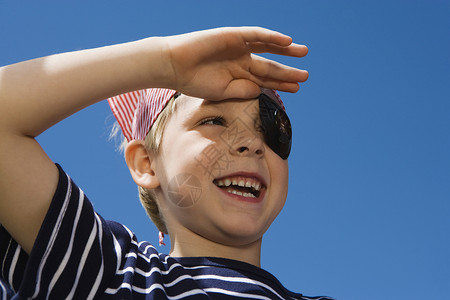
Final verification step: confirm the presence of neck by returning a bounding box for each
[167,227,263,267]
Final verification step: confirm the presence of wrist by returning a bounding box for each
[135,36,176,90]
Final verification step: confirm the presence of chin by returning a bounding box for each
[210,220,269,247]
[212,234,263,248]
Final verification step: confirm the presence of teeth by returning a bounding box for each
[230,189,241,196]
[215,176,263,191]
[227,189,256,198]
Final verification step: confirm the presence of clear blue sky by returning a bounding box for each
[1,1,449,299]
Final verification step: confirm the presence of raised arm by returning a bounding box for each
[0,26,308,253]
[0,37,169,254]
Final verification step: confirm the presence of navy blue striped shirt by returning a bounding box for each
[0,165,333,299]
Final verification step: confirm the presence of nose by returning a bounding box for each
[228,132,265,158]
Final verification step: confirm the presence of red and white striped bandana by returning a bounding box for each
[108,88,285,142]
[108,88,177,141]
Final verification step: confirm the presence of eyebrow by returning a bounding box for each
[182,99,262,128]
[180,102,224,127]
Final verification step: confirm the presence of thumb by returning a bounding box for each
[218,80,261,100]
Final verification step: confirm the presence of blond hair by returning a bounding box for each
[111,96,178,234]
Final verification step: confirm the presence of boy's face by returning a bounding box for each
[152,95,288,246]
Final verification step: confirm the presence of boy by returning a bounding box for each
[0,27,331,299]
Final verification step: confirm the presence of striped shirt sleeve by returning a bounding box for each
[0,164,127,299]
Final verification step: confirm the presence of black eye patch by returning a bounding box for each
[258,93,292,160]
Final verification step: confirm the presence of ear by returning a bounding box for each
[125,140,160,189]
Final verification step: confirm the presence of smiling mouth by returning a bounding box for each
[213,176,266,199]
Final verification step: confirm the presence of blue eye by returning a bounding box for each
[200,116,226,126]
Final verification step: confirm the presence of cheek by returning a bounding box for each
[269,158,289,208]
[282,161,289,192]
[156,134,215,209]
[270,154,289,184]
[159,132,204,173]
[166,173,203,208]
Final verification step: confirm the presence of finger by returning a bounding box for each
[249,55,309,83]
[254,77,301,93]
[220,79,262,100]
[219,77,302,100]
[247,42,308,57]
[231,26,294,47]
[242,71,302,93]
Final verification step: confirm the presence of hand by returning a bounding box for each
[161,27,309,100]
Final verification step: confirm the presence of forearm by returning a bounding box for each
[0,37,170,137]
[0,37,173,253]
